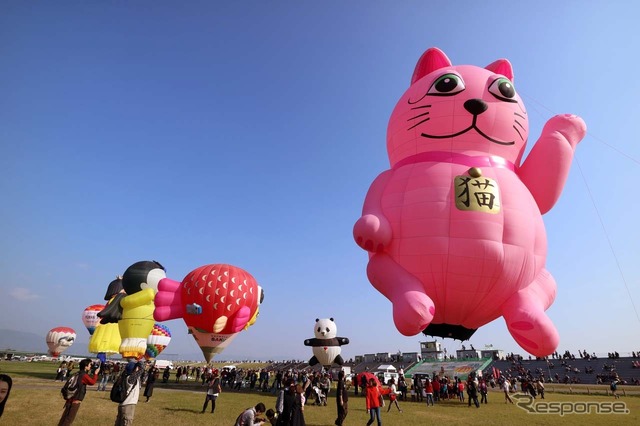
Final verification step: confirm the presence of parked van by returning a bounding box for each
[153,359,174,370]
[376,371,400,385]
[375,364,399,385]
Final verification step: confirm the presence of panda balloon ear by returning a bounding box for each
[330,318,334,322]
[315,318,319,322]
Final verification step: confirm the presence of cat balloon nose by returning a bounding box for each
[464,98,488,115]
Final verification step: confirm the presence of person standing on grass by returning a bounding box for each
[502,378,514,404]
[365,377,387,426]
[290,384,306,426]
[610,377,621,399]
[479,378,488,404]
[143,366,158,403]
[97,362,111,391]
[55,361,68,381]
[162,366,170,383]
[386,377,402,412]
[424,377,435,406]
[535,379,545,399]
[114,361,144,426]
[467,376,480,408]
[276,381,295,426]
[58,358,100,425]
[201,370,222,414]
[335,370,349,426]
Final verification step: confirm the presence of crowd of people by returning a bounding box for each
[51,358,157,425]
[484,353,640,394]
[2,349,638,424]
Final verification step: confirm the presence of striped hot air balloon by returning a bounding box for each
[82,304,105,336]
[144,323,171,360]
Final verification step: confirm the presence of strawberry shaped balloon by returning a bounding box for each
[154,264,263,362]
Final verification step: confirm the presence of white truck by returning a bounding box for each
[153,359,174,370]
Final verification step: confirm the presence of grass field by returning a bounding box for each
[1,361,638,425]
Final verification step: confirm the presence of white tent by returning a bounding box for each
[377,364,397,372]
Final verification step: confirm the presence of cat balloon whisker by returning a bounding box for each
[408,117,430,130]
[408,112,430,121]
[513,126,524,141]
[411,104,432,110]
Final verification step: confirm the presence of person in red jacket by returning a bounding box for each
[424,377,435,406]
[432,377,441,402]
[58,358,100,425]
[365,378,389,426]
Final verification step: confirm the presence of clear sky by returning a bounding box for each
[1,1,639,362]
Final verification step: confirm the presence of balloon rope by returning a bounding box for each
[522,93,640,164]
[574,154,640,324]
[522,91,640,324]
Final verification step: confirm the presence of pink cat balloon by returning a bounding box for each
[353,47,586,357]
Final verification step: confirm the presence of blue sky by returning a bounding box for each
[1,1,639,361]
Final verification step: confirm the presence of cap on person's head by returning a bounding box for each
[125,361,137,374]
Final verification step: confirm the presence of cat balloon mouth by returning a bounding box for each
[421,123,514,146]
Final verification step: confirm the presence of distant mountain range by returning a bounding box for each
[0,329,91,356]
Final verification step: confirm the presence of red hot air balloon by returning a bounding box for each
[154,264,263,362]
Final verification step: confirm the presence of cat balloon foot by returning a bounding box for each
[504,306,559,357]
[392,291,435,336]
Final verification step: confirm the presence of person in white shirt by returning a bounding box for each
[114,361,144,425]
[502,378,514,404]
[235,403,266,426]
[386,378,402,412]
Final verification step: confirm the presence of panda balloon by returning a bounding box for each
[303,318,349,367]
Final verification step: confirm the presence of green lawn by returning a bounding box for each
[1,360,639,425]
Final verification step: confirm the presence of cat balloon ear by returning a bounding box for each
[411,47,452,85]
[485,59,514,81]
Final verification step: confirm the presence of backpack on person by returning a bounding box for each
[61,373,81,400]
[110,371,131,403]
